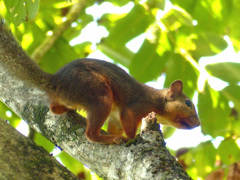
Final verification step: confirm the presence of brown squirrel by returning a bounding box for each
[0,19,200,144]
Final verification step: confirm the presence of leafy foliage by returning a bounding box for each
[3,0,39,25]
[1,0,240,179]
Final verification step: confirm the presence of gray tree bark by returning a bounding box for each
[0,117,79,180]
[0,66,192,179]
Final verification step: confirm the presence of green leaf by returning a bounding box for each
[191,141,217,177]
[232,118,240,136]
[3,0,39,25]
[100,4,154,66]
[164,53,198,98]
[198,83,231,137]
[217,139,240,165]
[61,8,94,42]
[98,13,126,32]
[162,126,176,139]
[40,37,79,73]
[228,1,240,51]
[102,0,130,6]
[105,4,154,46]
[171,0,232,34]
[72,41,93,57]
[206,62,240,84]
[161,6,193,30]
[190,33,227,59]
[170,0,196,13]
[181,141,217,178]
[147,0,165,10]
[98,43,134,67]
[25,0,39,19]
[22,22,46,54]
[129,38,166,83]
[221,85,240,112]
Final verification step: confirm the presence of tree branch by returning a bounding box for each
[0,117,78,180]
[0,66,191,179]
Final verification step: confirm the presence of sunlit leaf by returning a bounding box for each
[105,4,154,46]
[171,0,232,34]
[162,126,176,139]
[63,11,94,41]
[147,0,165,10]
[217,139,240,165]
[221,85,240,112]
[198,83,231,137]
[129,38,166,83]
[40,37,79,73]
[191,141,217,177]
[206,62,240,85]
[223,0,240,51]
[231,117,240,136]
[161,6,193,30]
[98,13,127,31]
[98,43,134,67]
[22,22,46,54]
[176,33,197,52]
[72,41,93,57]
[190,33,227,59]
[180,141,217,178]
[102,0,130,6]
[100,4,154,66]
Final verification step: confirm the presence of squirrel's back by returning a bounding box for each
[52,59,150,107]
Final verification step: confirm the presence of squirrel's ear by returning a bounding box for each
[169,80,183,97]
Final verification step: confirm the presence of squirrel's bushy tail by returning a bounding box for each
[0,18,53,92]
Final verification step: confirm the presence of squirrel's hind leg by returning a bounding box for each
[85,89,128,144]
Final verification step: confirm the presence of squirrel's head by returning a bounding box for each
[156,80,200,129]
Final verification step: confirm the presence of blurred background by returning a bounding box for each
[1,0,240,179]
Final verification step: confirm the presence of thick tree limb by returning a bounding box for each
[0,117,78,180]
[0,66,191,179]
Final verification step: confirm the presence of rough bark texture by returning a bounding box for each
[0,66,192,179]
[0,117,78,180]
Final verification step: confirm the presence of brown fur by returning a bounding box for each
[50,59,200,144]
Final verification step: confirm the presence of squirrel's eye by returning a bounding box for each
[185,100,192,107]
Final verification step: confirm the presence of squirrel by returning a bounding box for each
[0,18,200,144]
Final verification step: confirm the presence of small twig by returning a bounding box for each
[31,0,86,63]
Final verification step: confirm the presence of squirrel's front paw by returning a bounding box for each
[113,136,130,145]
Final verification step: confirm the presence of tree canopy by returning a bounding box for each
[1,0,240,179]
